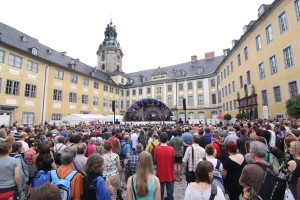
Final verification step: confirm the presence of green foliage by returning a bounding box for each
[236,112,245,120]
[286,95,300,118]
[224,113,232,121]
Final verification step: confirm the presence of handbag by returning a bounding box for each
[185,146,196,183]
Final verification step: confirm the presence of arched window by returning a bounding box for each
[198,112,205,119]
[179,112,185,122]
[211,111,218,119]
[188,112,195,119]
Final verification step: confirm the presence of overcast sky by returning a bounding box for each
[1,0,273,73]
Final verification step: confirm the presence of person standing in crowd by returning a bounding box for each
[100,127,111,140]
[182,135,206,184]
[53,136,66,157]
[222,141,246,200]
[0,142,20,200]
[127,151,161,200]
[125,143,143,184]
[181,127,193,155]
[286,141,300,199]
[56,147,83,200]
[154,132,175,200]
[103,140,122,196]
[72,142,88,175]
[239,141,272,199]
[137,130,146,150]
[184,161,225,200]
[29,183,61,200]
[85,137,96,157]
[66,134,81,148]
[202,127,212,144]
[212,132,223,161]
[169,129,183,182]
[82,153,114,200]
[19,132,29,154]
[35,143,57,172]
[223,127,239,144]
[237,128,253,155]
[108,129,120,153]
[130,128,139,152]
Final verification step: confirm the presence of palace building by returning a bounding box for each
[0,0,299,125]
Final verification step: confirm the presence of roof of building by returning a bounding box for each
[0,22,115,85]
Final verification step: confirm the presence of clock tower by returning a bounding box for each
[96,20,123,73]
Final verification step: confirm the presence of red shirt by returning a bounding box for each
[154,145,175,182]
[108,135,120,153]
[213,140,222,157]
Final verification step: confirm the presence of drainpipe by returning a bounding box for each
[41,64,49,124]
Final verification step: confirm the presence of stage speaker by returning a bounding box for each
[112,100,115,112]
[183,98,186,110]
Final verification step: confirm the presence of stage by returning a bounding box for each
[123,121,176,125]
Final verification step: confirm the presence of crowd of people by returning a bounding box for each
[0,118,300,200]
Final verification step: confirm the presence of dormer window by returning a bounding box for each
[31,48,38,56]
[21,36,28,42]
[47,49,53,54]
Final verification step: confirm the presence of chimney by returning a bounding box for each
[205,52,215,60]
[223,49,230,56]
[232,39,238,48]
[61,51,67,55]
[191,55,197,62]
[258,4,270,17]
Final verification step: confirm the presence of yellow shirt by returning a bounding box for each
[145,140,161,154]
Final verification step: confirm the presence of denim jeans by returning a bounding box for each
[160,181,174,200]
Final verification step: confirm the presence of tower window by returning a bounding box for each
[102,64,105,70]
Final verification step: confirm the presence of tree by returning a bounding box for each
[286,94,300,118]
[224,113,232,121]
[236,112,245,120]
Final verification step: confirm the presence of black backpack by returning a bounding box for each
[54,144,63,165]
[151,142,161,162]
[117,143,127,160]
[254,162,287,200]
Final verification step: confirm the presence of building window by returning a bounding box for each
[234,100,237,109]
[232,81,235,92]
[211,111,218,119]
[147,88,151,94]
[54,69,64,80]
[211,79,215,87]
[278,11,288,33]
[0,50,5,63]
[93,97,98,105]
[226,102,229,111]
[51,113,62,121]
[70,74,78,84]
[217,76,220,85]
[198,112,205,119]
[94,82,99,89]
[121,101,124,109]
[53,89,62,101]
[103,99,108,107]
[239,76,243,88]
[116,89,120,95]
[82,95,88,104]
[265,24,274,43]
[131,89,136,95]
[223,69,226,79]
[228,83,231,94]
[69,92,77,103]
[115,101,119,108]
[167,97,172,107]
[104,85,108,92]
[237,54,241,66]
[225,86,228,96]
[0,78,2,93]
[222,88,224,97]
[8,53,22,68]
[188,112,195,119]
[188,96,194,106]
[211,94,216,104]
[24,84,36,98]
[157,87,161,94]
[230,101,233,110]
[110,87,114,93]
[197,95,204,105]
[22,112,35,125]
[125,101,130,109]
[5,80,20,95]
[188,82,193,90]
[230,61,234,73]
[273,86,282,102]
[197,81,202,89]
[261,90,268,106]
[227,65,230,76]
[179,97,183,106]
[27,60,38,72]
[258,63,266,80]
[179,83,183,90]
[246,71,251,84]
[269,55,278,74]
[244,46,249,60]
[221,72,223,81]
[295,0,300,20]
[168,85,172,92]
[83,78,89,86]
[139,88,142,95]
[288,81,298,99]
[283,46,294,68]
[256,35,262,51]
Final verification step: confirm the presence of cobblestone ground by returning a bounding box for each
[121,173,241,199]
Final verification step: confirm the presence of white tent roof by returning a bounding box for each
[61,114,123,125]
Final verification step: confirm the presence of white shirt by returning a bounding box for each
[19,140,29,153]
[130,133,139,149]
[184,184,225,200]
[268,130,276,148]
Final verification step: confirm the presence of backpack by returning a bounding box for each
[202,157,225,193]
[24,149,36,164]
[33,170,51,189]
[138,135,146,148]
[54,144,64,165]
[13,154,29,185]
[117,143,127,160]
[88,176,111,200]
[268,152,280,169]
[51,170,77,200]
[253,162,287,200]
[151,142,161,161]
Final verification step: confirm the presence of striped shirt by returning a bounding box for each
[182,144,205,171]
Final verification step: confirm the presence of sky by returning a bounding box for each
[0,0,274,73]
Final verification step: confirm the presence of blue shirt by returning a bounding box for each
[122,142,134,157]
[181,132,193,145]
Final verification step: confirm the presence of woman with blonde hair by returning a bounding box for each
[127,151,160,200]
[287,141,300,199]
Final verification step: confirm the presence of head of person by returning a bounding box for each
[70,134,81,144]
[249,141,267,159]
[204,127,211,134]
[89,137,96,145]
[172,129,178,137]
[160,132,168,143]
[205,144,215,156]
[60,147,76,165]
[124,135,130,143]
[136,143,143,154]
[76,142,87,155]
[95,137,103,146]
[85,153,104,175]
[0,142,12,155]
[192,135,201,144]
[152,134,159,140]
[30,183,61,200]
[0,129,7,139]
[212,132,220,141]
[284,136,298,149]
[289,141,300,157]
[195,160,214,184]
[111,129,117,136]
[11,142,22,154]
[135,151,153,197]
[57,136,65,144]
[103,140,112,152]
[226,141,238,154]
[240,128,247,136]
[35,144,52,169]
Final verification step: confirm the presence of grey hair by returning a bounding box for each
[89,137,96,144]
[60,147,77,165]
[77,142,87,154]
[250,141,267,158]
